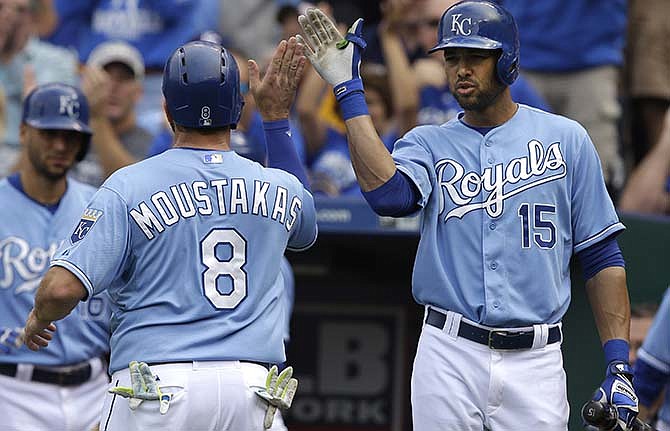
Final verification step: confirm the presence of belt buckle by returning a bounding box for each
[487,330,510,350]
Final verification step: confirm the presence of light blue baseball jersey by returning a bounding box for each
[51,148,318,373]
[393,104,624,326]
[0,177,110,366]
[280,256,294,343]
[637,288,670,424]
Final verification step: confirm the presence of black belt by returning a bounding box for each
[0,362,93,386]
[425,308,561,350]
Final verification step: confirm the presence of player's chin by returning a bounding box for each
[43,163,72,179]
[454,94,481,110]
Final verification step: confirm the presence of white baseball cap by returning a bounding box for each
[87,41,145,81]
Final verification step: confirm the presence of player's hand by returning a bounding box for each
[109,361,172,414]
[23,309,56,351]
[0,327,24,354]
[248,36,307,122]
[591,361,639,430]
[250,365,298,429]
[298,8,366,100]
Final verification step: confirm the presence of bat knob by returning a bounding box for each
[581,400,618,430]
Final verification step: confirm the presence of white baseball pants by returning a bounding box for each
[100,360,287,431]
[0,357,108,431]
[411,310,569,431]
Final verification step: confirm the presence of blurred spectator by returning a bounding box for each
[625,0,670,166]
[32,0,57,38]
[298,2,418,197]
[70,40,153,186]
[40,0,88,51]
[630,303,659,365]
[0,0,78,177]
[362,0,425,65]
[51,1,217,136]
[618,107,670,216]
[219,0,281,66]
[413,0,550,126]
[277,2,317,42]
[499,0,626,195]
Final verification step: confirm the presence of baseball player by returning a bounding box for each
[0,83,110,430]
[634,287,670,430]
[298,2,638,430]
[22,38,316,431]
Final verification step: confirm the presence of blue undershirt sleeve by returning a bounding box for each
[576,234,625,281]
[362,169,421,217]
[263,119,310,190]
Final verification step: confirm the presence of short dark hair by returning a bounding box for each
[174,124,231,135]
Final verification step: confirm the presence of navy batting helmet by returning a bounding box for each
[230,132,268,166]
[162,40,244,129]
[429,0,520,86]
[22,83,93,161]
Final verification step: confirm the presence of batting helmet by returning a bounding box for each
[22,83,93,161]
[429,0,520,86]
[162,40,244,129]
[230,131,268,166]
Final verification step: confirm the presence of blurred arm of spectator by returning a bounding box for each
[0,0,31,63]
[81,65,136,177]
[33,0,57,38]
[378,0,418,135]
[618,107,670,215]
[296,63,329,158]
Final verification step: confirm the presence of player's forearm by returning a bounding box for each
[344,115,396,191]
[585,266,631,344]
[33,267,87,322]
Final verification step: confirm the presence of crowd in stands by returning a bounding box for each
[0,0,668,216]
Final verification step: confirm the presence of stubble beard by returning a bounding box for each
[454,79,507,112]
[27,145,69,182]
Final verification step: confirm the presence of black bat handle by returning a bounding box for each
[581,400,658,431]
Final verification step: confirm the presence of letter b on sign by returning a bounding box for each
[317,322,388,395]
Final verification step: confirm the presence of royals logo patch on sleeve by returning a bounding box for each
[71,208,103,244]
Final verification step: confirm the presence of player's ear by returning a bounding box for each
[19,123,28,146]
[162,100,175,133]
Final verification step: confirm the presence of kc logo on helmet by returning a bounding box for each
[59,94,81,119]
[450,14,472,36]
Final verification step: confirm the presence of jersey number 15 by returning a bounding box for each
[518,203,556,249]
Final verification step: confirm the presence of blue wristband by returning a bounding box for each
[336,89,369,121]
[603,339,630,365]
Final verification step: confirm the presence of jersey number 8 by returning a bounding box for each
[200,228,248,309]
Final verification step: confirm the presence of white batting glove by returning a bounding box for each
[251,365,298,429]
[109,361,172,414]
[0,327,24,354]
[298,8,366,101]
